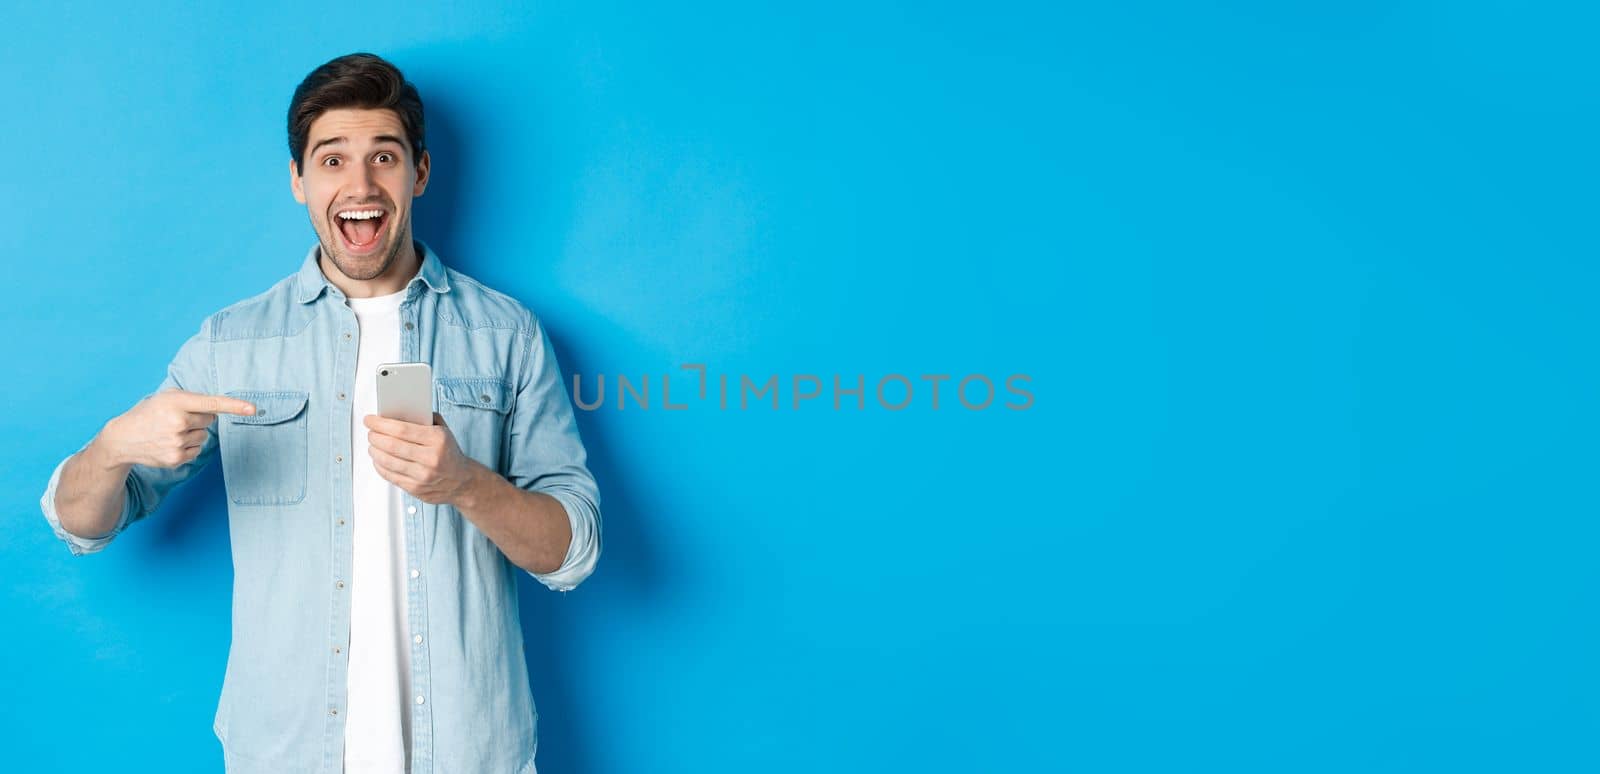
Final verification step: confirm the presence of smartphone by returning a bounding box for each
[376,362,434,425]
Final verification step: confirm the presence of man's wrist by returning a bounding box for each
[450,459,498,511]
[83,431,131,473]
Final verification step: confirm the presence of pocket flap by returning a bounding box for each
[436,377,511,414]
[223,390,309,425]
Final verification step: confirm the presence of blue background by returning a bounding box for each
[3,2,1595,772]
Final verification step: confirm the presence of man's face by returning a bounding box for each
[290,107,430,282]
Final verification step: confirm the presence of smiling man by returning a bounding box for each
[39,53,601,774]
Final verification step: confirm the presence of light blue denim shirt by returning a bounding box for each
[39,240,601,774]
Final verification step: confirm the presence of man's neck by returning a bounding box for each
[321,239,421,299]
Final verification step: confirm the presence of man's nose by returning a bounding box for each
[346,164,379,197]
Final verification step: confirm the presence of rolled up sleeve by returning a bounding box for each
[506,313,602,593]
[40,440,140,557]
[38,317,221,557]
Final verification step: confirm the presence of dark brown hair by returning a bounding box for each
[287,52,426,175]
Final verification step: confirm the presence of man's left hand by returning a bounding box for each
[364,411,482,505]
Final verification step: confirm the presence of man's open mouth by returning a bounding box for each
[335,208,388,253]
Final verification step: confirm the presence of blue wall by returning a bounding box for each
[4,2,1596,771]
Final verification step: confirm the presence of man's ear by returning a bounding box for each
[412,149,430,198]
[289,158,305,204]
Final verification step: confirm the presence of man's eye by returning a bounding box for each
[323,157,340,167]
[376,152,395,163]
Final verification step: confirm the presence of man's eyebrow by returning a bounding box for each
[308,135,407,157]
[309,136,347,156]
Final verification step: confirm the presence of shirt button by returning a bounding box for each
[338,391,347,400]
[415,695,425,705]
[405,322,415,331]
[333,646,342,654]
[335,454,343,463]
[413,634,423,644]
[410,569,420,578]
[479,394,491,403]
[335,580,345,589]
[407,505,417,515]
[343,332,352,341]
[330,708,339,716]
[337,518,345,526]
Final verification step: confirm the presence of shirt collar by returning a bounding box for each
[294,238,451,304]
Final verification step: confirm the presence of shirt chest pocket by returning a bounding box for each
[220,390,310,506]
[436,376,512,471]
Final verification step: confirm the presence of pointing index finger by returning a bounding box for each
[173,391,257,416]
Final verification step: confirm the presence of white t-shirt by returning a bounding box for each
[343,287,414,773]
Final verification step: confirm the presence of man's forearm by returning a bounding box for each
[450,461,572,575]
[55,436,132,540]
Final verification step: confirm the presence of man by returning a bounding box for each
[38,52,601,774]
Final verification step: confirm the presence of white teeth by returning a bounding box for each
[337,210,384,220]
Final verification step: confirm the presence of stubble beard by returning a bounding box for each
[317,211,409,282]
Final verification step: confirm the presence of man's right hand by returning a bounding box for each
[94,389,258,469]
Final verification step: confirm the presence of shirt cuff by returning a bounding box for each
[40,443,135,557]
[525,489,600,593]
